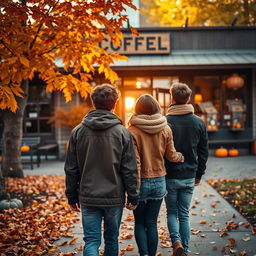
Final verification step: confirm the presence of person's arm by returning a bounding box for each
[131,134,141,189]
[165,126,184,162]
[64,128,80,211]
[120,131,139,208]
[196,122,209,184]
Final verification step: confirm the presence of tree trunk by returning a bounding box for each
[0,167,9,200]
[1,79,29,178]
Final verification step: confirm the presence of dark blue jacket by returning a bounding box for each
[165,111,208,180]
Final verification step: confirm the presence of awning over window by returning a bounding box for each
[112,49,256,67]
[55,49,256,69]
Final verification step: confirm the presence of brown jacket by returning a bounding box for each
[128,114,184,179]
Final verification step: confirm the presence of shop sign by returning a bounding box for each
[99,33,170,55]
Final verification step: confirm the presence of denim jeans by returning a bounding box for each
[133,176,166,256]
[134,199,163,256]
[81,206,123,256]
[165,178,195,253]
[139,176,167,201]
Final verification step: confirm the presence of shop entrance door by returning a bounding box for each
[153,88,171,115]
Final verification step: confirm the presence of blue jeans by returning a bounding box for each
[134,199,163,256]
[165,178,195,253]
[81,206,123,256]
[134,177,166,256]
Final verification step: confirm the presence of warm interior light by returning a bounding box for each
[125,97,135,111]
[194,93,203,104]
[136,81,141,88]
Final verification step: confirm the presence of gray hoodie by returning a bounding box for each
[64,109,139,207]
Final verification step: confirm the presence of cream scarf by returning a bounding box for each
[167,104,194,115]
[129,113,167,134]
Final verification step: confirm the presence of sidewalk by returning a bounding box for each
[24,156,256,256]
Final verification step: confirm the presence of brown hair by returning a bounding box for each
[134,94,161,115]
[169,82,192,104]
[91,84,119,111]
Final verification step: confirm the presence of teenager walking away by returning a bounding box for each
[165,83,209,256]
[128,94,184,256]
[65,84,139,256]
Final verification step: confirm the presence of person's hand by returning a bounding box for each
[194,179,201,186]
[125,201,137,211]
[70,203,80,212]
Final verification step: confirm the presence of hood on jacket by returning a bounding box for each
[82,109,121,130]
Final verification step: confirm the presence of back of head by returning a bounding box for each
[91,84,119,111]
[134,94,161,115]
[169,82,192,104]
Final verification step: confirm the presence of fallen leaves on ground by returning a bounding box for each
[0,175,79,256]
[208,178,256,225]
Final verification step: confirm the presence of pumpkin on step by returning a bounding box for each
[215,147,228,157]
[229,148,239,157]
[20,144,30,152]
[0,197,23,210]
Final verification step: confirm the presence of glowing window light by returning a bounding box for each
[125,97,135,111]
[136,81,141,88]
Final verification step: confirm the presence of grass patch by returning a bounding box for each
[208,178,256,226]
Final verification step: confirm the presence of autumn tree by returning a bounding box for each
[141,0,256,26]
[0,0,136,190]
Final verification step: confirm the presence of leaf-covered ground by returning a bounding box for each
[208,178,256,226]
[0,175,80,256]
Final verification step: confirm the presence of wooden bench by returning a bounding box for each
[0,137,41,170]
[37,140,59,162]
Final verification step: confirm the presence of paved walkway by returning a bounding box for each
[24,156,256,256]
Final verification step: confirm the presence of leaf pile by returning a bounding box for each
[0,175,79,256]
[208,178,256,225]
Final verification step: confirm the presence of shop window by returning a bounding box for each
[153,76,179,89]
[193,74,248,131]
[24,85,53,135]
[124,77,151,89]
[193,76,220,131]
[153,77,179,115]
[222,74,247,130]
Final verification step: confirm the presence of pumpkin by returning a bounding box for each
[234,123,242,129]
[0,198,23,210]
[21,144,30,152]
[215,147,228,157]
[0,156,2,163]
[229,148,239,157]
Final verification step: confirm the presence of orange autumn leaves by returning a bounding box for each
[0,175,80,256]
[0,0,137,112]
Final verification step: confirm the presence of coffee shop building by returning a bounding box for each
[2,26,255,159]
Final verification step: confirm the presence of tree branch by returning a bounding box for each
[29,0,60,50]
[39,45,58,57]
[0,39,15,56]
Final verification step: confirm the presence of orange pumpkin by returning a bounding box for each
[21,145,30,152]
[215,147,228,157]
[234,123,242,129]
[229,148,239,157]
[0,156,2,163]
